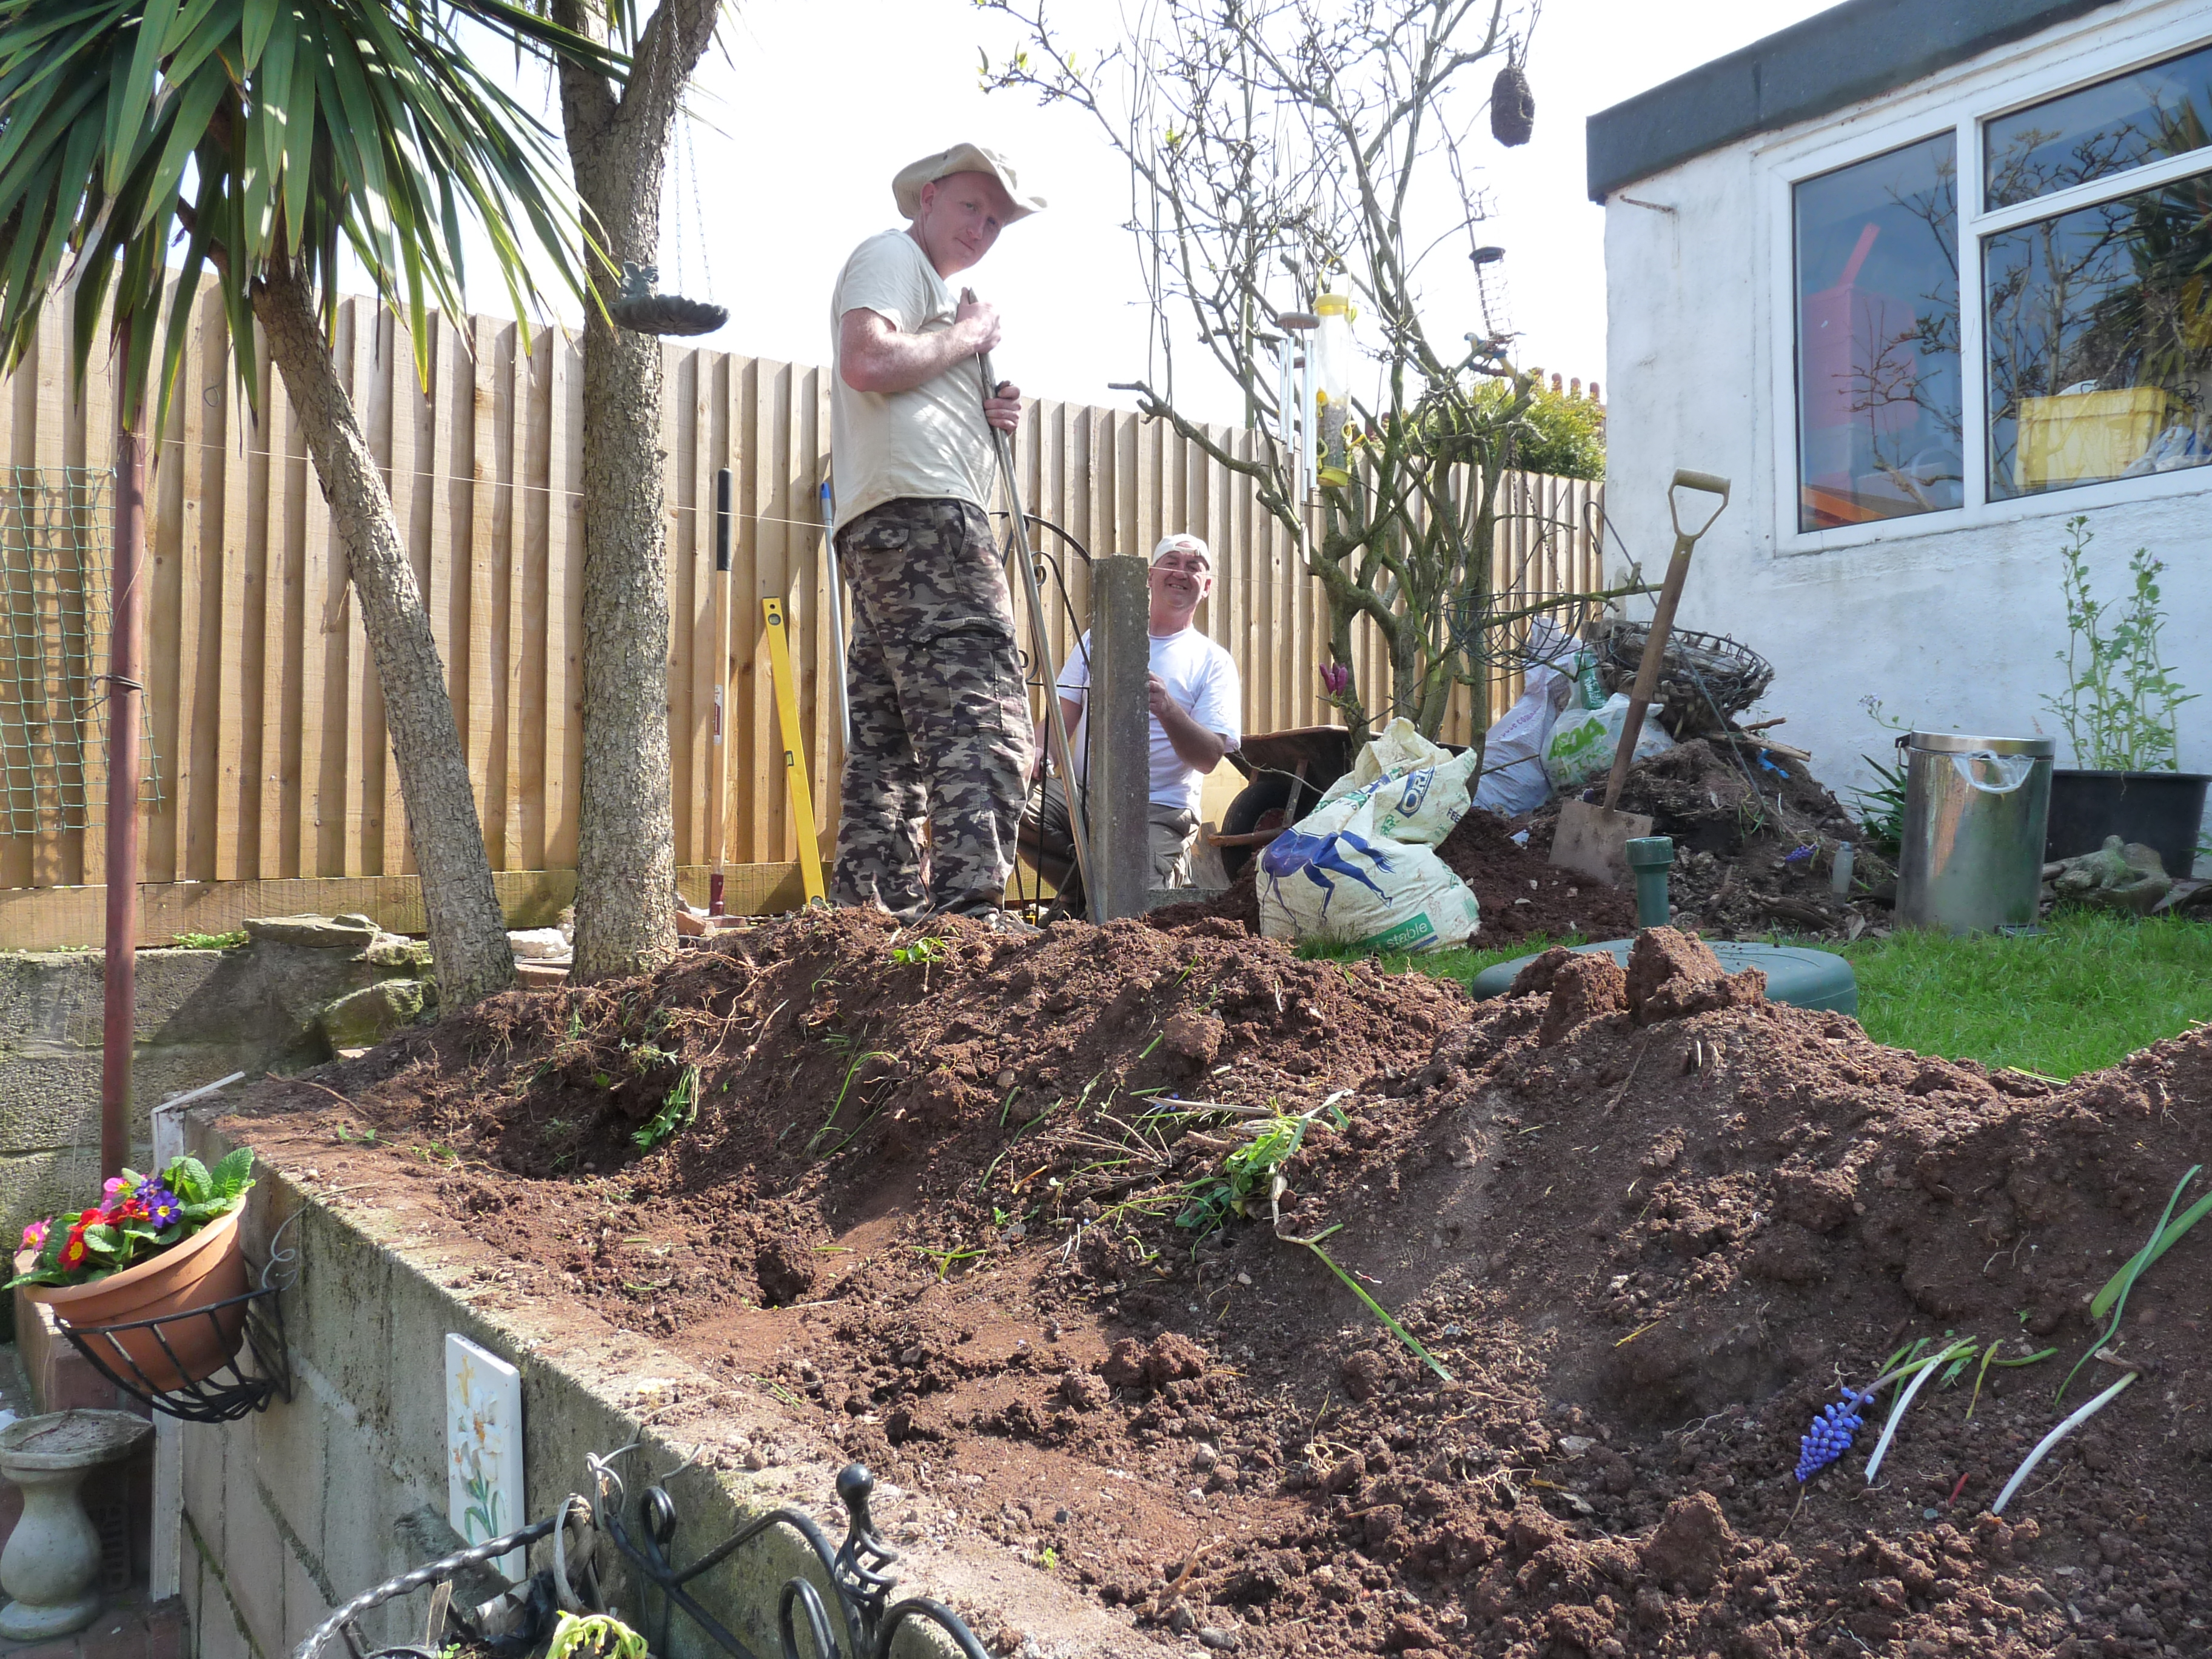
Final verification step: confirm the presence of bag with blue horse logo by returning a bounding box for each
[1258,723,1481,953]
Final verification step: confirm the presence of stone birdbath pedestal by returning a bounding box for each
[0,1410,152,1639]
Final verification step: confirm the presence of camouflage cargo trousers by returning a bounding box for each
[831,498,1033,918]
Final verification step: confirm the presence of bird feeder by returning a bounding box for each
[608,261,728,337]
[1313,292,1355,488]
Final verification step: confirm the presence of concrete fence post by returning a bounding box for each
[1087,556,1152,922]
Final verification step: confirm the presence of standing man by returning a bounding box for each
[1019,534,1242,914]
[828,144,1044,920]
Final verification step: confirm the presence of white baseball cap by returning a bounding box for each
[1151,534,1211,566]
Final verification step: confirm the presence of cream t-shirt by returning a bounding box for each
[829,230,997,528]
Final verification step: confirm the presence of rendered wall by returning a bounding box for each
[1599,0,2212,866]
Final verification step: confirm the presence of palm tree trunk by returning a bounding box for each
[569,230,679,982]
[252,256,517,1005]
[553,0,716,984]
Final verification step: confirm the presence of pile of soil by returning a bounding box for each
[1148,809,1636,948]
[232,911,2212,1658]
[1529,737,1896,942]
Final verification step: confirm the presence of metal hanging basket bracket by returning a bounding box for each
[56,1282,293,1424]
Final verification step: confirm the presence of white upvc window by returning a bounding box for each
[1766,8,2212,554]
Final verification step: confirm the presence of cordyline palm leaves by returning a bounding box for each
[0,0,623,1005]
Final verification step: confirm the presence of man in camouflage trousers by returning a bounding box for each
[828,144,1044,919]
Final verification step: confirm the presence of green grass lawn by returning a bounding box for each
[1837,910,2212,1079]
[1302,910,2212,1081]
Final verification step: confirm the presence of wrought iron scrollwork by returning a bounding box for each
[291,1458,991,1659]
[595,1452,991,1659]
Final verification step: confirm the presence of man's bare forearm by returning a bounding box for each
[841,315,987,395]
[1156,698,1229,773]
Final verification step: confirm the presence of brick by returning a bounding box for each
[143,1601,184,1659]
[79,1609,147,1659]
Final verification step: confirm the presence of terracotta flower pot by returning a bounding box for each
[18,1208,249,1392]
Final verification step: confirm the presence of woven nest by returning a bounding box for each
[1598,623,1774,734]
[1491,64,1535,147]
[609,263,728,337]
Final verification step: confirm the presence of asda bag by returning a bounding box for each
[1259,722,1481,954]
[1543,692,1675,794]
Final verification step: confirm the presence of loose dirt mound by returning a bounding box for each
[1148,808,1636,947]
[1532,737,1895,940]
[232,914,2212,1657]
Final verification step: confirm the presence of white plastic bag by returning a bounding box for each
[1543,692,1675,793]
[1473,621,1578,817]
[1259,722,1482,954]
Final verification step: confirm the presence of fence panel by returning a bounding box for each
[0,289,1603,943]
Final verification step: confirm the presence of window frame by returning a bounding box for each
[1761,4,2212,559]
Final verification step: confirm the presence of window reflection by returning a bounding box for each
[1985,42,2212,209]
[1794,134,1963,532]
[1985,170,2212,497]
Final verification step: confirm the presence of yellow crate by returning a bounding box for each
[2016,387,2172,489]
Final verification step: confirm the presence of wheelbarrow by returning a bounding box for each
[1208,726,1359,880]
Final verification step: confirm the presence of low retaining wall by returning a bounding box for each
[175,1104,1159,1659]
[0,928,426,1240]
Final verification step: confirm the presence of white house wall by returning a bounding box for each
[1601,0,2212,865]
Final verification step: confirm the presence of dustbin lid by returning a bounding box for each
[1904,732,2054,758]
[1469,937,1858,1016]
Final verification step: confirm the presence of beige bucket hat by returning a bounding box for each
[893,144,1047,221]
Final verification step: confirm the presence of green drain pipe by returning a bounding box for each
[1626,836,1674,930]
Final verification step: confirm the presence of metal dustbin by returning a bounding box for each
[1897,732,2054,933]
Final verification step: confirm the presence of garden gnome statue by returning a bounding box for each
[0,1411,152,1638]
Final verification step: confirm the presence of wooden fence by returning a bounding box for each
[0,285,1603,947]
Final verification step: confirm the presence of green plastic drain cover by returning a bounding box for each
[1469,938,1858,1016]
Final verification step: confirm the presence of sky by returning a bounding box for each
[481,0,1845,427]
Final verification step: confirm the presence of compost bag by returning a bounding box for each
[1543,691,1675,793]
[1258,719,1481,954]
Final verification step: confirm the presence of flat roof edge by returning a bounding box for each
[1586,0,2126,201]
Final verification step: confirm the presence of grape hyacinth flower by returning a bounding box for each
[1794,1389,1872,1482]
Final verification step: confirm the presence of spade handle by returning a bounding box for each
[1599,471,1731,813]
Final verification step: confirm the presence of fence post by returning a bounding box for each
[1087,556,1151,921]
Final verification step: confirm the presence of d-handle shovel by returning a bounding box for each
[1549,469,1731,888]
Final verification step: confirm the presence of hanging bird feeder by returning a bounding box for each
[608,262,727,337]
[1492,61,1535,147]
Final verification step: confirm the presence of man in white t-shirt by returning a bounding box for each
[1019,534,1242,913]
[826,144,1045,920]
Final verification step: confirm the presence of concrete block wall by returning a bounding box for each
[175,1111,1155,1659]
[0,940,407,1241]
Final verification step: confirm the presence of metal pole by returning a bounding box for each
[710,468,732,916]
[965,295,1094,908]
[820,480,850,749]
[102,403,147,1181]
